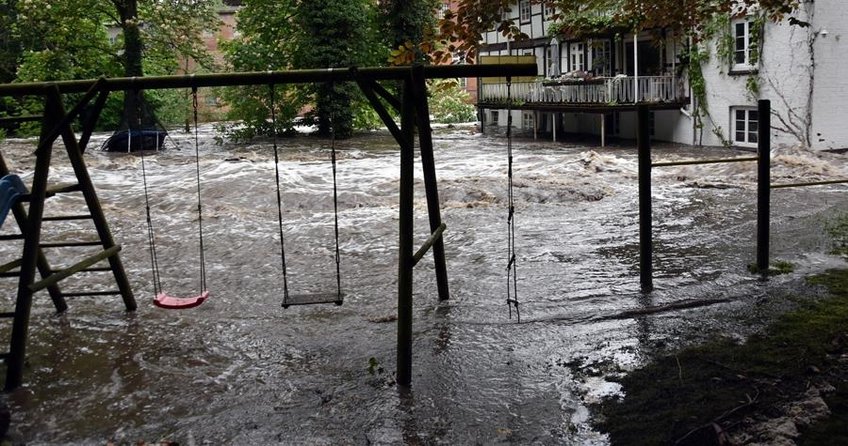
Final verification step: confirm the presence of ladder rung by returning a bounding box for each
[29,245,121,292]
[61,290,122,297]
[39,241,102,248]
[0,258,22,274]
[0,234,25,241]
[45,183,82,196]
[49,266,112,274]
[0,312,15,318]
[0,272,19,278]
[42,215,92,221]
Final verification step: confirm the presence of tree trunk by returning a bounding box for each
[114,0,144,129]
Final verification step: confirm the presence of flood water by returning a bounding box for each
[0,125,847,444]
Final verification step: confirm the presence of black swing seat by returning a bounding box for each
[282,292,344,309]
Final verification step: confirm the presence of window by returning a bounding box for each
[591,40,612,76]
[544,3,556,18]
[490,110,500,126]
[519,0,532,23]
[732,19,759,71]
[522,112,534,131]
[569,42,585,72]
[437,2,450,20]
[732,107,759,146]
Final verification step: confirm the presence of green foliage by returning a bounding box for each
[222,0,385,140]
[380,0,439,63]
[292,0,383,138]
[547,3,631,39]
[4,0,219,134]
[0,0,22,83]
[428,79,476,124]
[219,0,301,139]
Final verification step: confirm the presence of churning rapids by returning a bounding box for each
[0,124,847,444]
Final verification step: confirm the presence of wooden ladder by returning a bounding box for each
[0,86,136,390]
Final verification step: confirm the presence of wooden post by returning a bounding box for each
[637,105,653,293]
[552,113,557,142]
[5,89,59,391]
[756,99,771,276]
[411,65,450,301]
[601,114,606,147]
[533,111,538,140]
[397,76,415,388]
[56,96,136,311]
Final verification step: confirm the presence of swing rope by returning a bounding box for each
[138,89,162,295]
[270,83,344,308]
[269,84,291,301]
[330,109,342,299]
[506,76,520,322]
[143,87,209,309]
[192,87,208,294]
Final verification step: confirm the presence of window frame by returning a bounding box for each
[731,106,759,147]
[731,18,759,72]
[519,0,532,24]
[569,42,585,72]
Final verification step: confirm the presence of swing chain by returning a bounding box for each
[505,76,520,322]
[269,84,291,303]
[138,88,162,295]
[192,86,208,293]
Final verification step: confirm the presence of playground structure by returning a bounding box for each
[0,66,844,395]
[0,63,536,390]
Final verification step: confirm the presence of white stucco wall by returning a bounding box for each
[673,2,848,150]
[810,1,848,150]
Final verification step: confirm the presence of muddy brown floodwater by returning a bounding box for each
[0,125,846,444]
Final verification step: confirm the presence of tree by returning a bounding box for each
[0,0,21,84]
[10,0,219,130]
[292,0,383,138]
[222,0,384,139]
[219,0,301,139]
[380,0,439,64]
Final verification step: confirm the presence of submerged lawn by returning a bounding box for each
[595,269,848,445]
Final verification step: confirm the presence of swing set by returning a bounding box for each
[0,63,536,389]
[140,84,346,310]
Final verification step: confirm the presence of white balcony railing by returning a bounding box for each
[479,75,685,106]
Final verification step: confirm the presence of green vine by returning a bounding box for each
[547,9,631,39]
[745,14,766,99]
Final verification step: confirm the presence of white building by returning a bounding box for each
[477,1,848,151]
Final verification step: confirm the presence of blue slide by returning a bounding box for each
[0,175,26,228]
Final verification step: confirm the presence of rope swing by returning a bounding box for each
[144,87,209,310]
[505,76,520,322]
[268,83,344,309]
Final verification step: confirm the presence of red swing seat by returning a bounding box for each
[153,291,209,310]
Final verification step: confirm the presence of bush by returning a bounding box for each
[428,79,477,124]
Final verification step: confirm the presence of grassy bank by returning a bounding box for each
[594,269,848,445]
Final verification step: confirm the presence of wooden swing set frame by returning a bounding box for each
[0,63,536,390]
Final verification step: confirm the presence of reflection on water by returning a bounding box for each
[0,126,846,443]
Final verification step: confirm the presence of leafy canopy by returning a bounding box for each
[435,0,801,62]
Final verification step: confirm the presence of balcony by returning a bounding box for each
[478,75,688,110]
